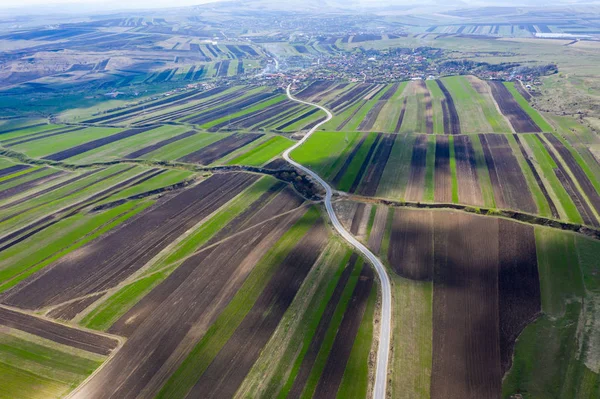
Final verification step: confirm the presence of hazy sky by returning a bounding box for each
[0,0,219,10]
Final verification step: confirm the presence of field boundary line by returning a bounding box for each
[284,83,391,399]
[344,193,600,240]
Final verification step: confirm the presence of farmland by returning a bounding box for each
[1,2,600,399]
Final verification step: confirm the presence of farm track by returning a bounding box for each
[285,84,392,399]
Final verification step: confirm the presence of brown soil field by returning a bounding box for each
[182,92,274,125]
[480,134,536,213]
[350,203,367,235]
[84,86,230,124]
[437,80,461,135]
[42,127,156,161]
[109,186,303,336]
[0,170,66,202]
[367,206,389,254]
[0,306,118,355]
[405,135,428,202]
[135,89,250,126]
[0,169,99,212]
[388,209,434,281]
[184,220,329,399]
[394,97,408,133]
[1,173,258,309]
[349,133,382,193]
[0,164,30,178]
[276,109,319,130]
[125,130,198,158]
[70,206,309,399]
[497,220,540,374]
[487,81,541,133]
[287,254,358,399]
[332,135,368,186]
[328,84,375,113]
[178,133,263,165]
[253,105,305,130]
[417,81,434,134]
[454,135,484,206]
[296,81,336,101]
[312,263,374,399]
[540,139,599,226]
[358,100,386,131]
[434,136,452,203]
[4,126,85,147]
[337,100,367,130]
[358,134,397,196]
[544,133,600,217]
[224,100,297,130]
[46,293,105,321]
[431,211,501,399]
[514,80,533,102]
[513,135,559,218]
[479,134,507,209]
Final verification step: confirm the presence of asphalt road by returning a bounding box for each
[284,84,391,399]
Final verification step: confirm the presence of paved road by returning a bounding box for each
[283,84,391,399]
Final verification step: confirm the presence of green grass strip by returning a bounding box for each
[227,136,293,166]
[423,135,436,202]
[337,133,376,192]
[448,136,459,203]
[0,200,152,292]
[504,82,554,132]
[523,134,582,223]
[336,280,376,399]
[471,135,496,208]
[299,258,364,399]
[291,131,360,178]
[0,166,41,184]
[506,134,551,218]
[274,248,353,399]
[157,207,318,399]
[201,95,286,129]
[143,176,278,276]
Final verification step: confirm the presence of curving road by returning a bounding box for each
[283,84,391,399]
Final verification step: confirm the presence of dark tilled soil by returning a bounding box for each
[0,164,30,178]
[358,134,397,197]
[312,263,374,399]
[43,127,155,161]
[497,220,540,375]
[287,254,357,399]
[394,97,408,133]
[70,207,308,399]
[434,136,452,203]
[182,92,274,125]
[125,130,198,158]
[487,81,541,133]
[0,170,66,202]
[431,211,501,399]
[349,133,382,193]
[184,220,329,399]
[178,133,263,165]
[479,134,507,209]
[388,208,434,281]
[0,307,118,355]
[437,80,461,135]
[405,135,428,202]
[545,133,600,218]
[1,173,259,309]
[454,135,484,206]
[332,134,368,186]
[276,108,319,130]
[46,293,105,321]
[513,135,559,218]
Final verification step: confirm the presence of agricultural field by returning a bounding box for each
[334,201,600,399]
[309,76,547,134]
